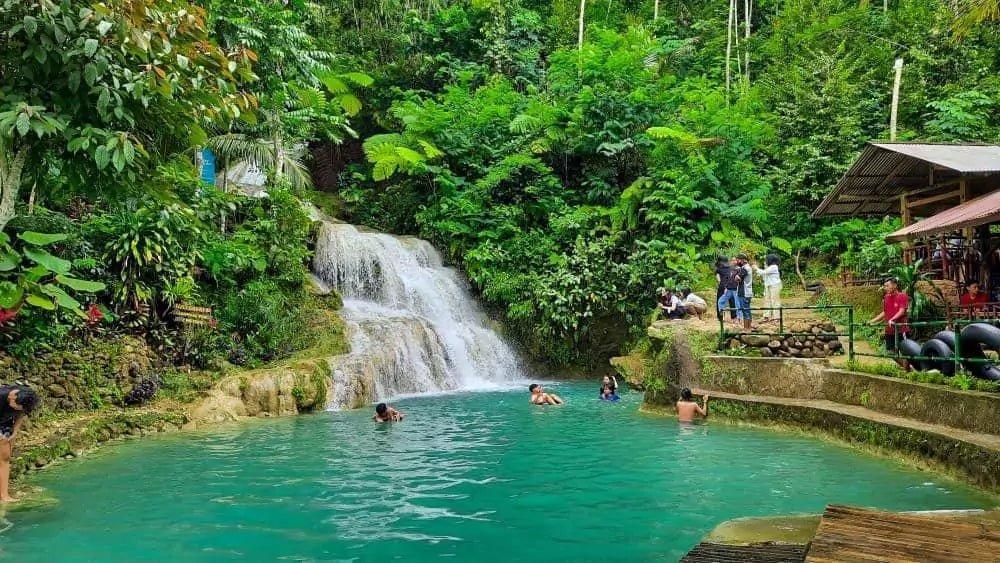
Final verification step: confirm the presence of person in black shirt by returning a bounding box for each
[0,384,40,502]
[715,256,737,322]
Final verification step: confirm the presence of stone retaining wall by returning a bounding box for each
[722,322,844,358]
[0,335,156,412]
[708,397,1000,494]
[700,357,1000,435]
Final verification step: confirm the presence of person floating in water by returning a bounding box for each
[675,388,708,422]
[373,402,405,422]
[0,384,40,502]
[528,384,564,405]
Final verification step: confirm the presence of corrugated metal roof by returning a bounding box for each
[885,189,1000,242]
[870,143,1000,173]
[812,143,1000,218]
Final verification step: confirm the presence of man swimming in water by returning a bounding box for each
[528,384,564,405]
[373,402,405,422]
[675,388,708,422]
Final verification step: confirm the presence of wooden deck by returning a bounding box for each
[805,505,1000,562]
[681,542,807,562]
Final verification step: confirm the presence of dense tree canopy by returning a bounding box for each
[1,0,999,367]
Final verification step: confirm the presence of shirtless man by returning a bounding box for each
[528,384,564,405]
[675,388,708,422]
[373,402,405,422]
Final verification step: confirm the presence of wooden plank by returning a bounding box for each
[806,505,1000,563]
[906,188,961,209]
[682,542,806,563]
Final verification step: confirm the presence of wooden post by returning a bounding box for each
[901,193,912,264]
[960,177,971,240]
[890,58,903,141]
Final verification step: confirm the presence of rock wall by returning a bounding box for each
[708,396,1000,494]
[187,358,331,426]
[0,335,155,412]
[722,322,844,358]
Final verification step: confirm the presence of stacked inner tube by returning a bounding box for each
[896,323,1000,381]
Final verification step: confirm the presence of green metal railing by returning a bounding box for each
[717,305,856,360]
[853,318,1000,369]
[717,304,1000,373]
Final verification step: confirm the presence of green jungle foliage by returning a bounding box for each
[2,0,1000,371]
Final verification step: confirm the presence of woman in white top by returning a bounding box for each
[753,254,782,321]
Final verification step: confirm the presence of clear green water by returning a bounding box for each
[2,382,994,561]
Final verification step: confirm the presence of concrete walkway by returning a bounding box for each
[693,388,1000,452]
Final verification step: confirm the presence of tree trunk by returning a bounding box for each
[654,0,659,21]
[0,143,27,233]
[578,0,586,50]
[274,130,285,181]
[745,0,751,82]
[725,0,734,99]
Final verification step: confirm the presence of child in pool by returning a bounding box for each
[373,402,404,422]
[675,388,708,422]
[599,385,620,401]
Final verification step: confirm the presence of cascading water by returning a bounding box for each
[312,221,523,409]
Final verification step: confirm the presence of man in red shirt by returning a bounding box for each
[867,278,909,368]
[959,281,989,315]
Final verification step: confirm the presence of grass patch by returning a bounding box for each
[844,360,1000,393]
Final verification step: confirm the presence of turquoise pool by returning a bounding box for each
[1,382,993,561]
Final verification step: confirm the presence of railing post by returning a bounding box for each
[779,306,784,335]
[953,323,961,376]
[718,305,725,349]
[848,306,854,363]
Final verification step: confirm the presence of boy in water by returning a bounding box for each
[528,384,564,405]
[373,402,405,423]
[0,385,40,502]
[600,384,619,401]
[675,388,708,422]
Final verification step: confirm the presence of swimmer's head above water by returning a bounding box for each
[680,388,693,401]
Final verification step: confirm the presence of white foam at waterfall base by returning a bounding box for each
[312,222,525,409]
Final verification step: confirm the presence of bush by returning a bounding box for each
[217,280,306,365]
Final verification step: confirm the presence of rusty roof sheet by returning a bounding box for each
[885,188,1000,242]
[812,143,1000,218]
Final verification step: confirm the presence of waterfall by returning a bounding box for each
[312,222,523,408]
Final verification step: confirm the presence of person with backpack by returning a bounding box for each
[716,256,742,326]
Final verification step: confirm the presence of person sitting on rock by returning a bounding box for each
[675,388,708,423]
[529,384,563,405]
[0,384,40,502]
[373,402,405,422]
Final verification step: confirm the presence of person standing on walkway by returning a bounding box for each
[867,278,910,369]
[754,254,782,322]
[716,257,741,326]
[735,254,753,331]
[715,256,737,323]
